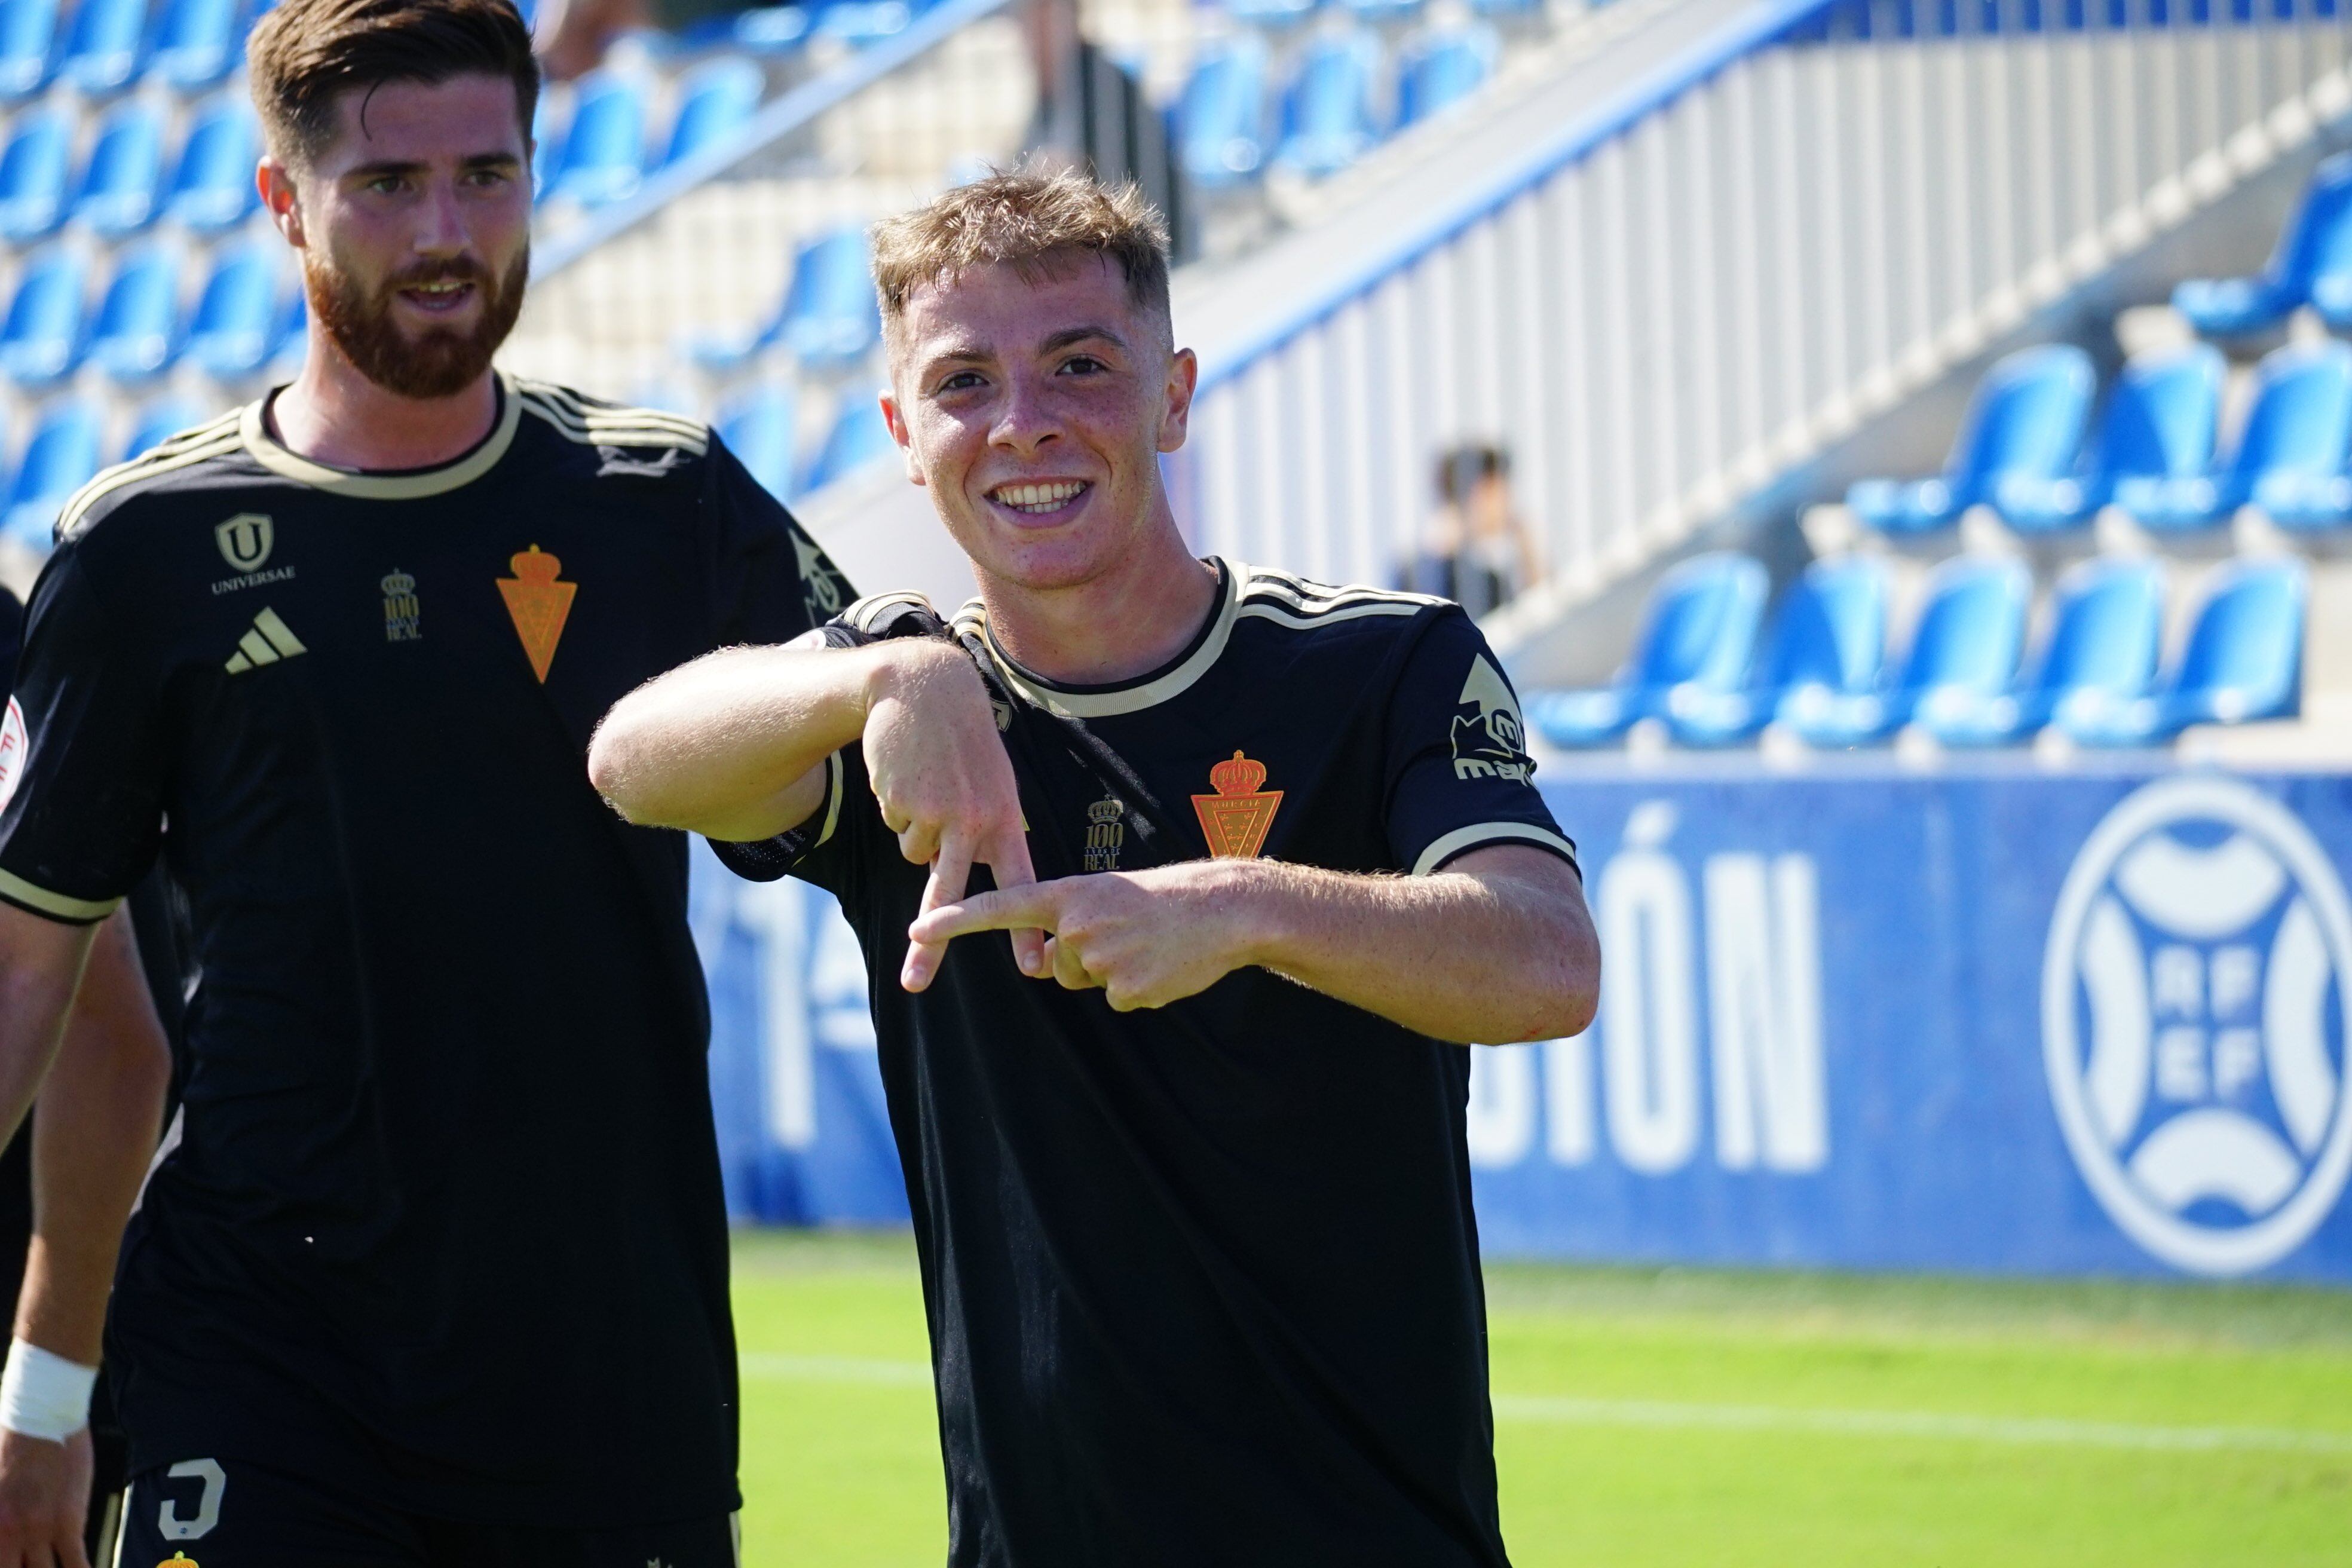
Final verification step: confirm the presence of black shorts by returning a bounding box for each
[110,1457,739,1568]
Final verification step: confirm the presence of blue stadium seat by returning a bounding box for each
[72,96,166,235]
[1927,556,2169,745]
[545,71,648,207]
[265,283,306,375]
[148,0,242,88]
[0,0,59,97]
[1887,557,2035,745]
[717,382,797,501]
[660,56,764,170]
[727,4,810,53]
[800,395,895,493]
[2118,339,2352,532]
[0,106,71,241]
[86,244,180,381]
[2,398,99,549]
[1396,24,1493,128]
[2173,152,2352,336]
[1527,553,1768,746]
[59,0,146,93]
[1995,344,2224,534]
[184,242,280,379]
[122,393,206,458]
[2062,559,2305,745]
[0,250,82,384]
[1343,0,1423,20]
[1275,32,1383,177]
[165,94,261,229]
[691,226,878,371]
[1224,0,1319,24]
[812,2,909,44]
[1669,558,1889,746]
[531,92,561,201]
[1846,344,2095,533]
[1177,36,1270,189]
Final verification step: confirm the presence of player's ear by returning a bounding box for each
[259,155,307,248]
[879,390,926,488]
[1157,346,1198,455]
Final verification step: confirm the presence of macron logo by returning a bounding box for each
[224,607,308,674]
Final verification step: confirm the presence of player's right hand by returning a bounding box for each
[860,639,1043,990]
[0,1427,93,1568]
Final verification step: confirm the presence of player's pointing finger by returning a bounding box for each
[909,881,1064,944]
[901,831,976,993]
[982,822,1047,975]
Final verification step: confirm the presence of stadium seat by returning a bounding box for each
[1396,24,1494,128]
[727,4,810,54]
[800,394,895,493]
[166,94,262,229]
[2172,152,2352,335]
[265,284,307,375]
[1846,344,2095,533]
[813,1,909,45]
[1177,36,1270,189]
[184,243,280,379]
[1,398,100,548]
[122,393,206,458]
[72,97,166,236]
[690,226,879,371]
[1224,0,1319,24]
[1343,0,1423,21]
[0,0,58,97]
[1668,558,1890,746]
[716,382,797,500]
[2062,559,2305,745]
[86,245,180,381]
[1995,344,2224,534]
[0,250,82,384]
[1884,556,2035,745]
[530,91,562,202]
[148,0,243,88]
[1275,32,1384,177]
[1527,553,1768,746]
[2117,339,2352,532]
[58,0,147,93]
[660,56,764,170]
[0,106,71,241]
[545,71,649,207]
[1925,556,2169,745]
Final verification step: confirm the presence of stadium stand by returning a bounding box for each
[1845,345,2097,535]
[1523,552,1768,746]
[1995,346,2225,536]
[2173,149,2352,336]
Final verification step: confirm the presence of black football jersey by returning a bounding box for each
[720,561,1573,1567]
[0,376,850,1524]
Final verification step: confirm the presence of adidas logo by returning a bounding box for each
[224,607,308,674]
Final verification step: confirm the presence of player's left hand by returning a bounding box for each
[908,860,1264,1010]
[0,1426,93,1568]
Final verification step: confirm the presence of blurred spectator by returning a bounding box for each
[1401,443,1539,617]
[1022,0,1190,256]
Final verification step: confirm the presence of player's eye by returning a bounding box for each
[936,370,986,394]
[463,168,509,188]
[1059,355,1108,375]
[366,174,407,195]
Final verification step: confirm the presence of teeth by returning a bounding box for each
[993,480,1085,512]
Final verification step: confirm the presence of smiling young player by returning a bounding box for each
[591,171,1601,1566]
[0,2,848,1563]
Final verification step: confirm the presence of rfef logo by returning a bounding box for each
[2043,776,2352,1275]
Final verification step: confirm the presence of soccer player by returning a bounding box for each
[0,0,849,1561]
[590,171,1601,1566]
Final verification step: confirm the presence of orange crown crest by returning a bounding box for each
[1192,750,1282,859]
[1208,751,1267,796]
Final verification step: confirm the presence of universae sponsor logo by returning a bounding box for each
[2044,775,2352,1276]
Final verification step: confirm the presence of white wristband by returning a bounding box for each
[0,1339,96,1442]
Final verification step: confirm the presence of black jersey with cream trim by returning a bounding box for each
[718,560,1569,1568]
[0,375,849,1524]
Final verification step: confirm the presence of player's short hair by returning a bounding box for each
[249,0,539,169]
[871,167,1172,348]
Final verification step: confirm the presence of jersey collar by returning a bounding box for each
[972,559,1245,719]
[239,371,523,498]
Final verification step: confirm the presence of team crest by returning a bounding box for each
[497,545,576,682]
[214,513,273,573]
[1084,795,1125,871]
[1192,752,1282,859]
[158,1555,198,1567]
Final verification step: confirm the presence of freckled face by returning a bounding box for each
[883,255,1195,593]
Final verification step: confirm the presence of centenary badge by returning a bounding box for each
[1192,751,1282,859]
[498,545,577,683]
[2042,776,2352,1275]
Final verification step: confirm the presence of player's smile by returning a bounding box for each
[397,276,477,316]
[985,478,1092,522]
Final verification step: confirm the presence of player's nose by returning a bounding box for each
[988,376,1064,455]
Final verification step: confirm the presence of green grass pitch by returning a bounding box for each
[729,1230,2352,1566]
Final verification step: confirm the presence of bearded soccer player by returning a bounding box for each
[592,171,1601,1566]
[0,0,850,1561]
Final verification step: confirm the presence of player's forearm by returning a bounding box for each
[16,911,169,1364]
[0,906,97,1156]
[590,642,890,838]
[1239,850,1598,1045]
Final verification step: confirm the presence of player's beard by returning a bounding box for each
[307,248,529,400]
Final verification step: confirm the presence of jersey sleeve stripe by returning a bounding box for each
[0,868,120,923]
[55,429,244,540]
[816,749,844,849]
[517,396,711,455]
[1236,601,1423,629]
[1409,822,1580,878]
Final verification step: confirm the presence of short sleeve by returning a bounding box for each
[0,545,167,923]
[699,434,858,647]
[1383,608,1578,878]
